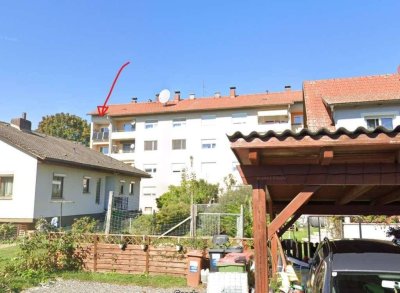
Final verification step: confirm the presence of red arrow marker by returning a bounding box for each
[97,61,130,116]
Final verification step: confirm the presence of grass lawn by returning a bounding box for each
[0,244,19,270]
[59,271,187,288]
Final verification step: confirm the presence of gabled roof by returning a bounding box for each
[90,90,303,117]
[303,74,400,131]
[0,122,150,178]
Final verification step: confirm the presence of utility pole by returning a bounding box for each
[105,191,114,235]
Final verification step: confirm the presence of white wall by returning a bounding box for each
[343,223,396,241]
[0,140,38,221]
[34,164,141,218]
[334,104,400,130]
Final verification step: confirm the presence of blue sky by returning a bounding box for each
[1,1,399,128]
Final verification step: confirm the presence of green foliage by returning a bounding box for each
[0,223,16,242]
[37,113,90,146]
[155,171,219,229]
[71,217,99,234]
[129,215,154,235]
[218,184,253,238]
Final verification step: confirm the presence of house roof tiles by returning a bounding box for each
[0,122,150,178]
[90,90,303,117]
[303,74,400,131]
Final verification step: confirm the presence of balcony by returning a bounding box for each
[92,131,109,142]
[111,130,136,140]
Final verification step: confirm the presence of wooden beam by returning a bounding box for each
[320,148,334,166]
[373,189,400,206]
[277,213,301,237]
[239,163,400,185]
[397,150,400,164]
[252,185,268,292]
[249,150,260,165]
[336,185,375,205]
[265,186,273,216]
[272,204,400,215]
[268,186,319,239]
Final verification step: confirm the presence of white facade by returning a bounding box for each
[91,102,304,214]
[333,104,400,131]
[0,140,141,224]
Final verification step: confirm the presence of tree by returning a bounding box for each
[37,113,90,146]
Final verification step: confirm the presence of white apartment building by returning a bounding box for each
[90,87,304,213]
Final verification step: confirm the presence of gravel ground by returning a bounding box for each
[22,279,206,293]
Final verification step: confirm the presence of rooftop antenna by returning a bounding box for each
[158,89,171,105]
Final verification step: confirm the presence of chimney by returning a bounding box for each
[155,94,160,102]
[284,85,291,91]
[189,93,195,100]
[131,97,137,103]
[174,91,181,102]
[229,87,236,98]
[214,92,221,98]
[11,113,31,132]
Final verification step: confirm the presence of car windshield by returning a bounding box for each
[332,272,400,293]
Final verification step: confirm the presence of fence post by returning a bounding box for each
[105,191,114,235]
[93,235,98,272]
[145,236,149,274]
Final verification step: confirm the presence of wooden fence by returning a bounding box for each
[281,239,319,260]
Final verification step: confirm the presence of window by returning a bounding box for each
[0,176,13,198]
[122,142,135,153]
[172,163,185,174]
[144,140,157,151]
[172,139,186,150]
[201,139,216,149]
[232,113,247,125]
[52,174,64,199]
[144,207,153,214]
[143,164,157,174]
[129,182,135,195]
[83,177,90,193]
[172,118,186,128]
[258,109,288,124]
[232,162,239,172]
[145,120,158,129]
[119,180,125,195]
[95,178,101,204]
[100,127,109,133]
[293,114,304,125]
[123,122,135,132]
[201,115,216,126]
[143,187,156,197]
[99,146,109,155]
[366,117,393,130]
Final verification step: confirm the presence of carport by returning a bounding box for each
[229,126,400,292]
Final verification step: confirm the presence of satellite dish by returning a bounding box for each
[159,89,171,104]
[130,143,135,149]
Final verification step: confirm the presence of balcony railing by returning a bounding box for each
[92,131,109,141]
[112,147,135,154]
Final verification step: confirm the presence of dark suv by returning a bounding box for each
[306,238,400,293]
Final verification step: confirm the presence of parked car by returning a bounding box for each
[306,238,400,293]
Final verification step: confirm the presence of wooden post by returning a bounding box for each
[93,235,98,272]
[252,184,268,292]
[270,233,278,275]
[105,191,114,235]
[145,236,150,274]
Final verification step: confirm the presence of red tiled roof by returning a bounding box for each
[90,91,303,117]
[304,74,400,131]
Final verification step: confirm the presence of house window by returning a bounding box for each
[122,141,135,153]
[83,177,90,193]
[119,180,125,195]
[258,109,288,124]
[144,207,153,214]
[99,146,109,155]
[172,139,186,150]
[143,164,157,174]
[145,120,158,129]
[129,182,135,195]
[201,139,216,149]
[172,118,186,128]
[144,140,158,151]
[0,176,13,198]
[143,187,156,197]
[95,178,101,204]
[52,174,65,199]
[232,113,247,125]
[172,163,185,174]
[123,122,135,132]
[293,114,304,125]
[201,115,216,126]
[232,162,239,172]
[365,117,393,130]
